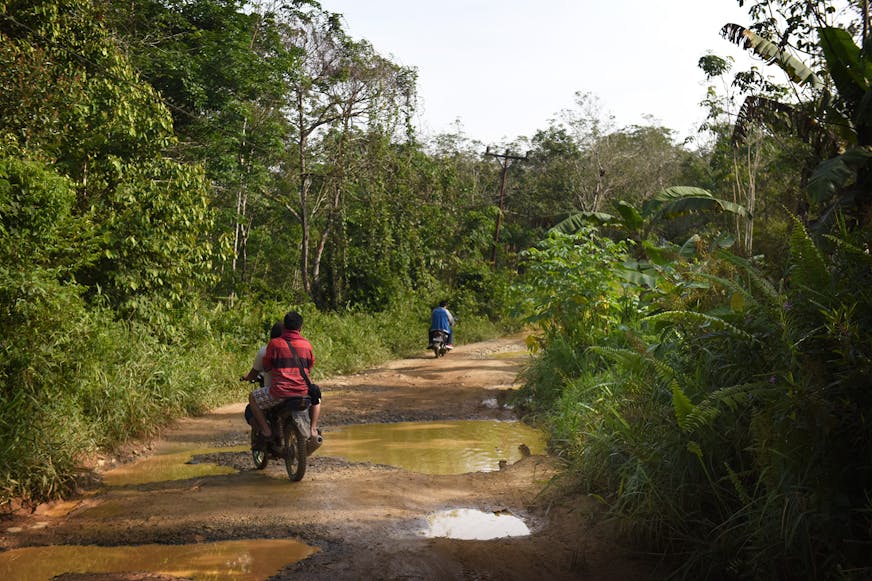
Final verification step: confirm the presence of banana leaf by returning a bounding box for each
[549,211,617,234]
[721,24,822,88]
[806,146,872,202]
[644,186,750,220]
[612,200,644,231]
[819,27,872,110]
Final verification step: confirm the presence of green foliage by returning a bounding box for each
[0,0,222,328]
[514,228,635,347]
[521,211,872,578]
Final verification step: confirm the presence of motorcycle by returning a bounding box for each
[245,378,322,481]
[428,329,450,358]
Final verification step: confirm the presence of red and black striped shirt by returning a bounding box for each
[262,329,314,399]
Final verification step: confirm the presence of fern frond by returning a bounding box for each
[587,346,652,373]
[725,463,753,505]
[788,217,830,291]
[645,311,755,342]
[715,250,783,307]
[823,233,872,265]
[694,273,758,307]
[678,390,715,433]
[706,381,773,411]
[588,345,682,386]
[679,381,771,434]
[672,380,699,432]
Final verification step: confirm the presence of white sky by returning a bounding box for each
[321,0,760,145]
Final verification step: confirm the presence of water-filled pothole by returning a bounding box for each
[325,419,544,474]
[0,538,318,580]
[101,445,246,487]
[423,508,531,540]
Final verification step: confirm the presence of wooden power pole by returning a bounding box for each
[485,147,527,264]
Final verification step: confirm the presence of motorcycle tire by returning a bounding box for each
[283,418,307,481]
[251,428,268,470]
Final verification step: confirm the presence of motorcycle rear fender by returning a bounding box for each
[429,329,448,343]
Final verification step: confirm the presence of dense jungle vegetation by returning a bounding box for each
[2,0,871,577]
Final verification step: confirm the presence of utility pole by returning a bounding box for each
[485,147,527,264]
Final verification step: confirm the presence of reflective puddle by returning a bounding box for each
[0,539,318,580]
[101,445,247,487]
[423,508,530,540]
[325,420,544,474]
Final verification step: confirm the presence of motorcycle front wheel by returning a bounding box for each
[283,418,307,481]
[251,428,268,470]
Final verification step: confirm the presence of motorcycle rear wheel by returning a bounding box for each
[283,418,307,481]
[250,428,268,470]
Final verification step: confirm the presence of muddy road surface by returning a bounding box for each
[1,335,658,580]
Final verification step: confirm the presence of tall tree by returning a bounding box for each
[106,0,296,297]
[274,1,416,304]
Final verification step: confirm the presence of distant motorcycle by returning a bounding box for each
[428,329,450,358]
[245,378,322,481]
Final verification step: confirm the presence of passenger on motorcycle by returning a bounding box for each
[240,320,284,388]
[429,301,455,349]
[248,311,322,442]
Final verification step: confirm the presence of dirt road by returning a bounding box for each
[1,335,657,580]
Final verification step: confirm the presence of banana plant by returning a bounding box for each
[722,23,872,224]
[550,186,748,289]
[551,186,748,243]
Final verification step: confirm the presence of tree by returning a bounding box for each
[274,1,416,304]
[0,0,220,324]
[106,0,296,297]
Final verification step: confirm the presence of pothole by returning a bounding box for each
[0,539,318,580]
[422,508,531,540]
[324,419,545,474]
[100,446,245,487]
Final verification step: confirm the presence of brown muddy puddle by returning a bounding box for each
[101,444,246,487]
[100,420,544,484]
[0,538,318,580]
[325,419,545,474]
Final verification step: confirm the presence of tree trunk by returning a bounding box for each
[298,95,312,296]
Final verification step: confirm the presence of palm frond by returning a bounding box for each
[645,310,755,342]
[715,251,783,308]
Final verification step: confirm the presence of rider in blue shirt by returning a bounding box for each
[429,301,455,349]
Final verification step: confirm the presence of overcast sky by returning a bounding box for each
[320,0,760,145]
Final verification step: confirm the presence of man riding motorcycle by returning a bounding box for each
[429,300,455,350]
[248,311,321,443]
